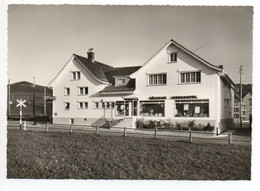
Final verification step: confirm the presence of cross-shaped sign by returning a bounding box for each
[16,99,26,108]
[16,99,26,130]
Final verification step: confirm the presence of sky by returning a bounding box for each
[7,5,253,86]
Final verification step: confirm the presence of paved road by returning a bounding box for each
[7,121,251,146]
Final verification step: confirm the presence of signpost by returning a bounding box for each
[16,99,26,130]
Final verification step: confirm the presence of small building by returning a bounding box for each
[7,81,53,120]
[49,39,235,133]
[233,84,252,124]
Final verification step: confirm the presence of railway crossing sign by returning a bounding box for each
[16,99,26,108]
[16,99,26,130]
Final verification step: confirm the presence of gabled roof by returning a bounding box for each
[131,39,224,78]
[74,54,114,83]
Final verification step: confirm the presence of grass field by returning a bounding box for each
[7,129,251,180]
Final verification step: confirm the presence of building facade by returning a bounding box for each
[49,39,235,133]
[233,85,252,124]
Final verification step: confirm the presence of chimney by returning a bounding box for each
[218,65,223,69]
[87,48,95,63]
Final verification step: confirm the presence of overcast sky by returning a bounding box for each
[8,5,253,86]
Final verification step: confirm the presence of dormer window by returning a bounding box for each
[117,78,126,85]
[169,52,177,62]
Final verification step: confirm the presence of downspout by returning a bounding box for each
[215,74,221,134]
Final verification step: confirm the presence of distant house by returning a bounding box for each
[7,81,53,119]
[49,39,235,133]
[233,84,252,123]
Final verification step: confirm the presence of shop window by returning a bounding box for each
[139,101,165,117]
[180,72,201,84]
[175,100,209,117]
[115,101,124,116]
[148,74,167,85]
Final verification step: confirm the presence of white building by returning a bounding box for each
[49,39,235,133]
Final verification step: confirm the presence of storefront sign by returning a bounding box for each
[170,95,197,99]
[149,96,167,100]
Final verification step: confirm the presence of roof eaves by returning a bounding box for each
[74,55,110,85]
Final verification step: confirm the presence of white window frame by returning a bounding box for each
[116,78,127,86]
[71,71,81,80]
[147,73,167,86]
[168,52,177,63]
[78,101,88,109]
[78,86,88,95]
[64,87,70,96]
[179,71,201,84]
[64,102,70,110]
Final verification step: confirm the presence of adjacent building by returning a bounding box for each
[49,39,235,133]
[233,84,252,124]
[7,81,53,119]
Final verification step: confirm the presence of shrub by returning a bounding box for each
[175,122,182,130]
[188,120,196,131]
[196,123,206,131]
[148,120,156,129]
[203,122,214,131]
[136,119,144,128]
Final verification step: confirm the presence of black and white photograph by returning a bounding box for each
[0,0,259,191]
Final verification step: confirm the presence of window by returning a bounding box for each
[71,71,80,80]
[234,114,239,118]
[148,74,167,85]
[242,105,246,109]
[78,87,88,95]
[115,101,124,116]
[180,72,201,84]
[65,102,70,110]
[169,52,177,62]
[139,101,165,117]
[242,117,246,121]
[65,88,70,96]
[175,100,209,117]
[94,102,99,109]
[242,111,246,115]
[78,102,88,109]
[234,101,239,106]
[116,78,127,85]
[234,108,239,112]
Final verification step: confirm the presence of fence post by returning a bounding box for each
[123,127,126,137]
[70,124,72,133]
[96,126,99,134]
[189,130,192,142]
[23,121,26,131]
[46,123,48,132]
[155,127,157,139]
[216,127,219,136]
[228,132,232,144]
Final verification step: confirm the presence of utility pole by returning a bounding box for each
[239,65,243,128]
[44,87,46,116]
[8,79,11,117]
[33,76,36,119]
